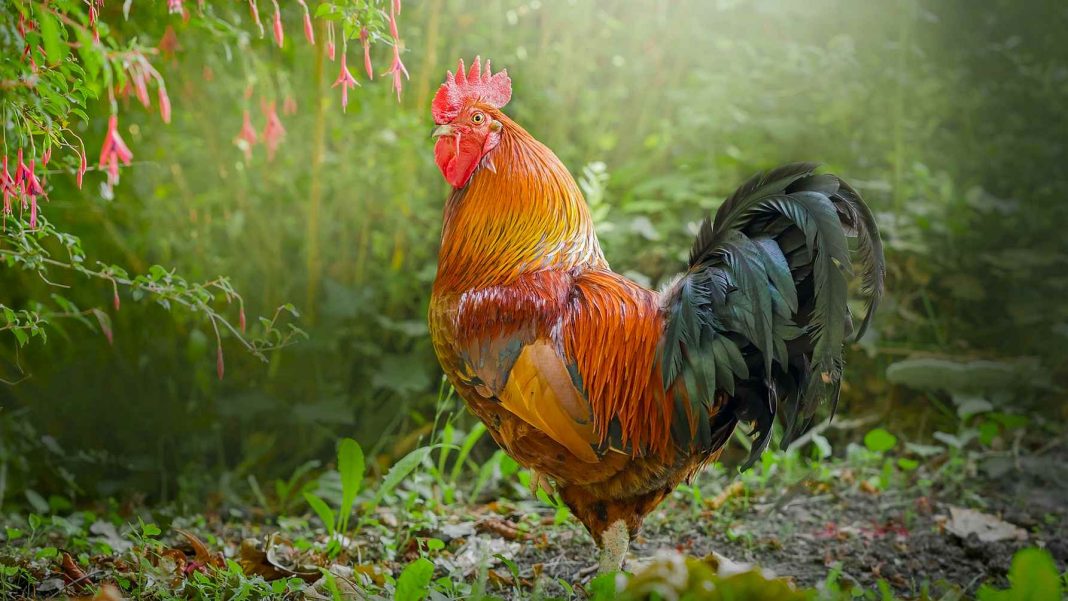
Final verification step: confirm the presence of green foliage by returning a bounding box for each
[863,428,898,453]
[0,0,1064,527]
[394,557,434,601]
[977,548,1063,601]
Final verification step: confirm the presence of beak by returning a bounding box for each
[431,124,454,139]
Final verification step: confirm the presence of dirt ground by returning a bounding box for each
[473,445,1068,598]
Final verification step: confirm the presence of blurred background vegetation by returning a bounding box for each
[1,0,1066,510]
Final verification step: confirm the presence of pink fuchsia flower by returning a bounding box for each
[168,0,183,15]
[271,0,284,48]
[132,69,151,108]
[326,22,336,61]
[15,149,44,197]
[99,115,134,188]
[235,109,258,160]
[13,151,44,229]
[360,28,373,79]
[261,102,285,162]
[332,50,359,112]
[283,95,298,115]
[297,0,314,45]
[159,25,180,58]
[384,44,408,101]
[158,85,172,124]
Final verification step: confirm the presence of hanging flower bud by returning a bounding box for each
[248,0,264,37]
[235,109,258,160]
[1,156,12,220]
[261,102,286,162]
[99,115,134,188]
[114,288,121,311]
[158,85,172,124]
[389,3,400,39]
[239,305,247,333]
[272,0,284,48]
[332,49,359,112]
[360,28,373,79]
[132,68,151,108]
[283,95,298,115]
[159,26,180,58]
[76,145,87,189]
[326,22,336,61]
[216,345,225,380]
[297,0,314,45]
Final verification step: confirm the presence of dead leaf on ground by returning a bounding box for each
[238,534,322,582]
[60,552,92,594]
[305,565,360,600]
[945,506,1028,542]
[68,583,125,601]
[705,481,745,510]
[174,529,226,571]
[476,517,528,541]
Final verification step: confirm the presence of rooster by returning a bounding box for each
[428,57,884,572]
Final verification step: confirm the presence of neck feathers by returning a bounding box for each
[434,114,605,293]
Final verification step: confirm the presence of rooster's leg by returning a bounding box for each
[597,519,629,573]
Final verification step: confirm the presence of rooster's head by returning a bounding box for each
[431,56,512,189]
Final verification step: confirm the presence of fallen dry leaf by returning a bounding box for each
[705,481,745,510]
[237,534,322,582]
[945,506,1028,542]
[477,517,528,541]
[68,583,125,601]
[60,552,91,594]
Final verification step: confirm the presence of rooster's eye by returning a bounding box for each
[471,112,485,124]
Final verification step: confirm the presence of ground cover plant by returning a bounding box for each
[2,0,1066,599]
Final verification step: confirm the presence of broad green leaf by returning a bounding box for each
[337,438,364,532]
[302,492,336,536]
[37,9,68,65]
[978,548,1062,601]
[863,428,897,453]
[394,557,434,601]
[371,445,439,507]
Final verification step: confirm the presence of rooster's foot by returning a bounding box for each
[528,469,555,496]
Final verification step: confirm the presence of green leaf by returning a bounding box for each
[302,492,336,536]
[394,557,434,601]
[863,428,897,453]
[896,458,919,471]
[337,438,364,532]
[977,548,1062,601]
[371,445,438,508]
[37,9,68,65]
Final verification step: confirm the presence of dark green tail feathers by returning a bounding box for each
[660,163,885,469]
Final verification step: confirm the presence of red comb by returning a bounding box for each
[431,56,511,124]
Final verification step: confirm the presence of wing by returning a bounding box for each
[496,339,599,463]
[445,269,674,463]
